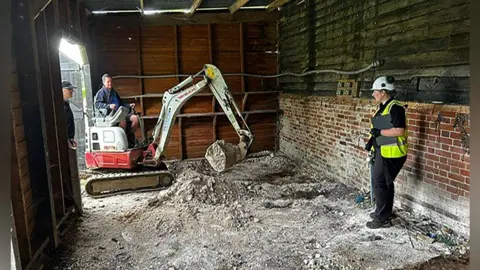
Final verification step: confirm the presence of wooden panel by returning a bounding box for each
[183,117,214,159]
[279,0,470,104]
[178,25,210,74]
[91,17,280,159]
[182,96,213,114]
[144,78,178,94]
[245,93,279,111]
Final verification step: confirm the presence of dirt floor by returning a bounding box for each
[49,152,469,270]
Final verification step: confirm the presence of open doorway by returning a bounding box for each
[58,36,94,173]
[57,36,94,214]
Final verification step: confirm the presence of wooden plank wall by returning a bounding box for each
[278,0,470,104]
[90,14,280,159]
[11,0,86,269]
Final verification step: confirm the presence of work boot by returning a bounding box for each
[366,219,392,229]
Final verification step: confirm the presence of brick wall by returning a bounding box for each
[279,94,470,235]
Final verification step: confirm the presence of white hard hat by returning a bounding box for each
[371,76,395,92]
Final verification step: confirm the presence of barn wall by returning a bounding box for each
[278,0,470,235]
[11,0,86,268]
[89,12,281,159]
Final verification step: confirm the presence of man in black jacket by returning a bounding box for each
[62,80,77,149]
[94,73,138,147]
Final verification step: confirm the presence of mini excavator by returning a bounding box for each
[84,64,253,197]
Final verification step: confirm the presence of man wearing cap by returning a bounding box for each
[94,73,138,147]
[364,75,408,229]
[62,80,77,149]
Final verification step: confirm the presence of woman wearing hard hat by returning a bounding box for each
[364,75,408,229]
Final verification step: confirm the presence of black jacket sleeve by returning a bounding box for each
[390,104,406,128]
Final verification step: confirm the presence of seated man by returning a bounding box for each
[94,73,139,147]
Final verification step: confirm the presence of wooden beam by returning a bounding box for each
[92,10,281,26]
[240,23,245,92]
[179,118,183,160]
[174,25,180,83]
[212,115,217,142]
[139,0,144,14]
[187,0,203,17]
[142,109,278,119]
[229,0,249,14]
[123,90,280,99]
[266,0,292,12]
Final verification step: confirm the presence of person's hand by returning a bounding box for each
[109,104,117,110]
[68,139,77,150]
[130,103,136,109]
[370,128,382,137]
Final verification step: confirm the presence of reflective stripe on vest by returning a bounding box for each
[370,100,408,158]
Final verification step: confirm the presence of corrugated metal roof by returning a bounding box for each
[84,0,271,11]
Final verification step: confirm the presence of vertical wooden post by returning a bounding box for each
[174,25,183,159]
[174,25,180,84]
[178,118,183,160]
[137,22,145,117]
[240,23,245,93]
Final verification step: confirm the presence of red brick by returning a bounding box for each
[439,123,454,131]
[438,137,453,145]
[409,126,420,132]
[465,191,470,198]
[441,144,450,151]
[451,194,459,201]
[435,149,452,158]
[428,135,439,141]
[450,132,461,139]
[449,146,466,154]
[426,141,440,149]
[449,172,465,183]
[425,178,435,185]
[439,170,448,177]
[448,159,466,169]
[434,175,450,184]
[446,185,458,194]
[424,165,439,174]
[457,182,469,191]
[408,119,417,126]
[437,183,446,190]
[441,111,456,118]
[441,131,450,137]
[452,139,462,147]
[457,189,465,197]
[408,113,419,119]
[450,167,460,175]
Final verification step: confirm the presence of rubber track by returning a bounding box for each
[85,170,174,198]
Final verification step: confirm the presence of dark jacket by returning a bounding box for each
[64,101,75,140]
[94,87,130,115]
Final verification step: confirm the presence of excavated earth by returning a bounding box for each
[48,153,469,270]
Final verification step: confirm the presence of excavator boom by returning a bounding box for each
[84,64,253,197]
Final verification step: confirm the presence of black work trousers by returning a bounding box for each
[371,148,406,222]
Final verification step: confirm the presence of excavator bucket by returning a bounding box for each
[205,140,248,172]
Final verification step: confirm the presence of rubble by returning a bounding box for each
[49,153,470,270]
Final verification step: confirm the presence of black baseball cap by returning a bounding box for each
[62,80,77,90]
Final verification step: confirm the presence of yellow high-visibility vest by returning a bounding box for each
[370,100,408,158]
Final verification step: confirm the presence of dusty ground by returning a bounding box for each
[49,153,469,270]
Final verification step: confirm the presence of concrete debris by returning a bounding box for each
[49,153,470,270]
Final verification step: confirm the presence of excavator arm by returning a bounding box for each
[145,64,253,170]
[84,64,253,198]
